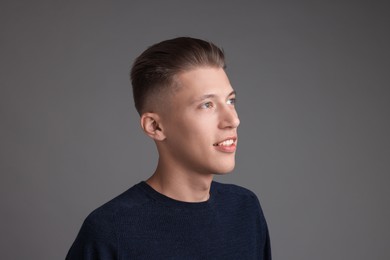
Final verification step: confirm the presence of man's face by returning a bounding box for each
[160,67,240,176]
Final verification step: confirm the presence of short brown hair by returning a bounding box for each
[130,37,226,115]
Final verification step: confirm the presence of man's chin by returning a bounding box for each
[213,165,235,175]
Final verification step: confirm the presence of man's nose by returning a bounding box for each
[218,105,240,129]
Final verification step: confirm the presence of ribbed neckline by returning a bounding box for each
[137,181,217,210]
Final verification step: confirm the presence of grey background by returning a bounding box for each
[1,1,389,259]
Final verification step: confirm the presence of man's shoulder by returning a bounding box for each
[84,181,150,225]
[212,181,260,203]
[212,181,266,220]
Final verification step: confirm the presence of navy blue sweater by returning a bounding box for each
[66,181,271,259]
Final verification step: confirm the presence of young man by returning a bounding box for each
[66,37,271,259]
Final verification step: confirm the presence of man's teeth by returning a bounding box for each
[217,139,234,146]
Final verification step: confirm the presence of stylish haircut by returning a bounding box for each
[130,37,226,115]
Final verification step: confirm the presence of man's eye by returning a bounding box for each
[201,102,214,109]
[227,98,236,105]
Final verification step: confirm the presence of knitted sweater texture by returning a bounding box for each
[66,181,271,259]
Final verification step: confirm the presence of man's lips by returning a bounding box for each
[213,137,237,153]
[213,137,237,146]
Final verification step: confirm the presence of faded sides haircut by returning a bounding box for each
[130,37,226,115]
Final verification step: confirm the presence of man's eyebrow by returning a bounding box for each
[193,90,236,103]
[228,90,236,97]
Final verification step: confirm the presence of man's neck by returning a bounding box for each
[146,162,213,203]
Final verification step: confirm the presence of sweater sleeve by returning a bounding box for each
[66,212,118,260]
[262,217,272,260]
[252,193,272,260]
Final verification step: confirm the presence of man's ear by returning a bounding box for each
[140,112,166,141]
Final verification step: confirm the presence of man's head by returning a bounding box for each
[131,37,225,115]
[130,37,240,175]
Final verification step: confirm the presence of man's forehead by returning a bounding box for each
[174,67,233,96]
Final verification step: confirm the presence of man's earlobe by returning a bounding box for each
[140,113,166,141]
